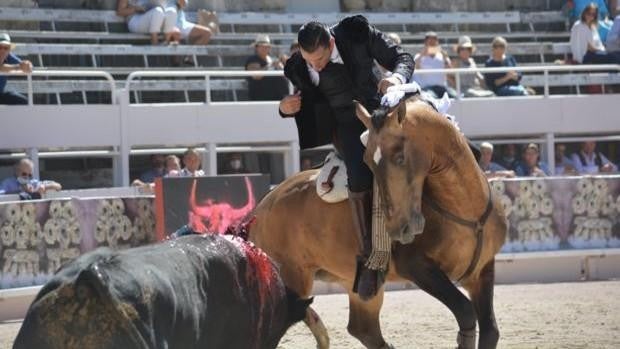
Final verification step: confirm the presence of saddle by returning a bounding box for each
[315,152,349,203]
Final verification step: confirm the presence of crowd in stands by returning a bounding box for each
[479,141,618,179]
[0,158,62,199]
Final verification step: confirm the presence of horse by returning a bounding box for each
[249,94,507,349]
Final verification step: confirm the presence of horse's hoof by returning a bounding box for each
[456,328,476,349]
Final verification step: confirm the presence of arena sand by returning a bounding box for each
[1,281,619,348]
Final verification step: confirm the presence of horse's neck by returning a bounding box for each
[425,135,489,219]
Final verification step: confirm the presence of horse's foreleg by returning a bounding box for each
[464,259,499,349]
[304,306,330,349]
[394,253,477,349]
[346,287,393,349]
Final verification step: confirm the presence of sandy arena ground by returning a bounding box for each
[1,281,619,348]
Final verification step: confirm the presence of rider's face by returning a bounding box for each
[300,38,334,72]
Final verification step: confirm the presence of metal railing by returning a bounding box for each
[1,70,116,105]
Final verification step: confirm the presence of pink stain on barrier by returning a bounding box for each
[188,177,256,234]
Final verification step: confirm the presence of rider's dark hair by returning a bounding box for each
[298,21,331,53]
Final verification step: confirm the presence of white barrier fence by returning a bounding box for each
[1,66,619,186]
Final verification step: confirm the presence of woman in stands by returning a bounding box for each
[570,3,620,64]
[117,0,180,45]
[172,0,219,46]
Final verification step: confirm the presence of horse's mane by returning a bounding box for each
[370,93,420,131]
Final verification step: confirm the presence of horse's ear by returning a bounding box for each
[354,101,373,130]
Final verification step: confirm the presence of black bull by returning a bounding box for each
[13,235,311,349]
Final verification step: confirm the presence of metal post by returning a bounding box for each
[27,74,33,106]
[545,133,555,175]
[455,72,462,100]
[206,142,217,176]
[543,69,549,97]
[205,75,211,104]
[287,141,300,177]
[26,148,40,179]
[117,88,131,187]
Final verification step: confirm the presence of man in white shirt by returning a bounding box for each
[570,141,618,174]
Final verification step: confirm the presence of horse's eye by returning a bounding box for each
[394,153,405,166]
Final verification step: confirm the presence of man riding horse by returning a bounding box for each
[278,15,414,299]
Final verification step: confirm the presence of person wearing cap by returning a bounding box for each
[514,143,550,177]
[478,142,515,179]
[245,34,289,101]
[277,16,414,300]
[0,33,32,105]
[451,35,494,98]
[484,36,529,96]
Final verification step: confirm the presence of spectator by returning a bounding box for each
[0,33,32,105]
[171,0,218,46]
[165,154,181,173]
[478,142,515,178]
[570,3,620,64]
[514,143,550,177]
[289,40,300,55]
[0,158,61,198]
[498,144,519,170]
[605,14,620,54]
[140,154,166,183]
[301,156,313,171]
[116,0,179,45]
[221,153,248,174]
[413,32,457,98]
[570,141,618,173]
[451,36,494,98]
[484,36,529,96]
[180,148,205,176]
[554,143,577,175]
[245,34,289,101]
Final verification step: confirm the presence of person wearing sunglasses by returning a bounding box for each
[0,158,61,198]
[0,33,32,105]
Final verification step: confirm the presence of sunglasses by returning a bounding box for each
[21,172,33,178]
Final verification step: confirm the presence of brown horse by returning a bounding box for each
[249,95,507,349]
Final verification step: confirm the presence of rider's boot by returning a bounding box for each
[349,189,381,301]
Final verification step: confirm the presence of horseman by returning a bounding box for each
[278,15,415,300]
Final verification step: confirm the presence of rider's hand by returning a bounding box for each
[378,76,402,95]
[279,91,301,115]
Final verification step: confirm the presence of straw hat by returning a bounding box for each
[0,33,16,50]
[252,34,272,46]
[454,35,475,52]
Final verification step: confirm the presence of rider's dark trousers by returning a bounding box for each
[334,106,373,193]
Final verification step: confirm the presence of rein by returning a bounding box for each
[422,181,493,282]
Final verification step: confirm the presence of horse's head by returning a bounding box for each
[355,98,435,244]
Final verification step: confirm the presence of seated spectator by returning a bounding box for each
[289,40,300,55]
[605,14,620,54]
[570,3,620,64]
[171,0,218,46]
[484,37,529,96]
[498,144,519,170]
[478,142,515,178]
[514,143,550,177]
[413,32,457,98]
[568,0,614,41]
[165,154,181,173]
[221,153,248,174]
[451,36,494,98]
[0,158,61,198]
[141,154,166,183]
[570,141,618,173]
[554,143,577,175]
[179,148,205,176]
[245,34,289,101]
[117,0,179,45]
[0,34,32,105]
